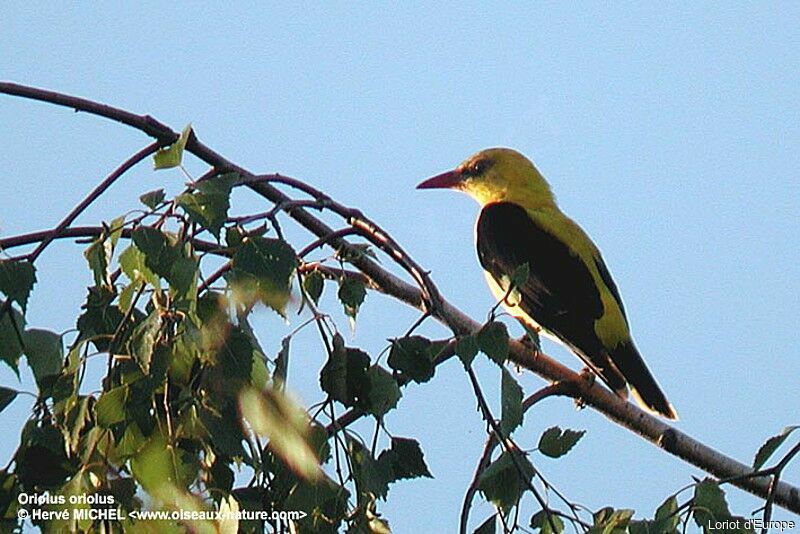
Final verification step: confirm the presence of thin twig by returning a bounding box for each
[249,173,447,319]
[298,228,360,258]
[460,432,499,534]
[0,82,177,142]
[465,367,559,533]
[0,143,159,322]
[297,262,375,290]
[0,226,224,256]
[27,143,158,263]
[197,261,232,294]
[761,440,800,532]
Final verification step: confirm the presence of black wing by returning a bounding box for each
[476,201,626,393]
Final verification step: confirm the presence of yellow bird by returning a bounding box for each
[418,148,678,419]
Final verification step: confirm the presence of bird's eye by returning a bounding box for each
[469,160,488,175]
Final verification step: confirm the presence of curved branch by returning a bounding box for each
[0,82,177,143]
[461,433,499,534]
[29,143,159,262]
[460,382,581,534]
[2,82,798,514]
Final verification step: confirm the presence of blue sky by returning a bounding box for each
[2,2,798,531]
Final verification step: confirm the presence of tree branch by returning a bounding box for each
[0,82,177,144]
[0,226,220,256]
[28,143,160,262]
[2,81,797,514]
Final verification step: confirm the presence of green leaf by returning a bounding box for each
[131,227,197,295]
[228,236,298,317]
[364,365,401,418]
[307,422,331,465]
[387,335,436,383]
[169,256,198,297]
[752,425,800,470]
[50,345,81,407]
[338,277,366,320]
[130,227,174,276]
[107,476,137,511]
[501,368,523,435]
[474,514,496,534]
[592,507,634,532]
[319,336,370,407]
[378,437,432,480]
[347,437,392,500]
[117,280,137,314]
[627,521,649,534]
[0,386,17,413]
[653,495,680,532]
[336,243,378,263]
[250,353,269,393]
[510,262,530,288]
[207,457,234,494]
[15,423,75,490]
[84,234,113,289]
[129,433,174,496]
[108,214,125,249]
[58,472,92,531]
[538,426,585,458]
[240,386,321,481]
[95,386,128,428]
[83,218,126,291]
[477,321,509,365]
[75,286,125,352]
[212,328,256,384]
[283,474,349,532]
[0,303,25,374]
[502,263,530,308]
[303,270,324,304]
[225,226,245,250]
[129,310,162,373]
[175,404,207,442]
[692,479,731,528]
[115,422,147,458]
[153,123,192,169]
[139,188,166,210]
[476,450,535,512]
[132,225,171,261]
[64,395,92,455]
[530,510,565,534]
[0,259,36,312]
[176,173,236,238]
[201,408,246,458]
[23,329,63,388]
[119,244,160,288]
[274,335,290,387]
[367,514,392,534]
[456,334,479,368]
[689,483,756,534]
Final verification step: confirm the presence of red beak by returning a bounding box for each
[416,169,463,190]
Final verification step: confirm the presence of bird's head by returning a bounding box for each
[417,148,555,208]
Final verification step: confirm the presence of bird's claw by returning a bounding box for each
[570,368,596,411]
[579,367,596,386]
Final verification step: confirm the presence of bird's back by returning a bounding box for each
[477,201,677,418]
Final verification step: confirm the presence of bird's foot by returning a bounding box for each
[519,324,541,356]
[579,366,596,387]
[570,368,597,411]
